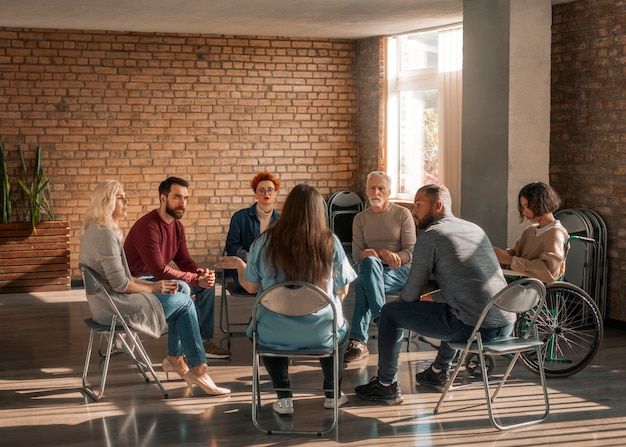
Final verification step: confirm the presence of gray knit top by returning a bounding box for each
[400,213,515,328]
[79,223,167,339]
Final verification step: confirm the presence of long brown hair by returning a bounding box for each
[263,184,334,287]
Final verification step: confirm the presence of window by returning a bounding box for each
[386,26,463,207]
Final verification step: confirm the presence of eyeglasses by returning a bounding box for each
[257,188,276,195]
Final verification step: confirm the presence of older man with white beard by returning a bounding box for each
[344,171,416,363]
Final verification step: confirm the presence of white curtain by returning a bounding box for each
[438,27,463,216]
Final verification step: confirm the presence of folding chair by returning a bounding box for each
[218,267,255,348]
[251,281,340,435]
[217,245,256,347]
[327,191,364,256]
[80,264,168,401]
[434,277,549,430]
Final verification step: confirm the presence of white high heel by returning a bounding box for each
[162,357,188,381]
[183,365,231,396]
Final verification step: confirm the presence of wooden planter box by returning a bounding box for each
[0,221,71,294]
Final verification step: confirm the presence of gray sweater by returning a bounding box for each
[400,213,515,328]
[79,223,167,339]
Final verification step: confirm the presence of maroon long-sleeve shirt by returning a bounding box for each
[124,209,202,286]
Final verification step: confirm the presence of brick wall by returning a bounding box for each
[0,28,359,281]
[551,0,626,322]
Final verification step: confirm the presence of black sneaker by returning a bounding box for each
[416,365,450,392]
[355,377,403,405]
[344,339,369,363]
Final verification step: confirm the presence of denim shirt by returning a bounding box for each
[225,202,280,260]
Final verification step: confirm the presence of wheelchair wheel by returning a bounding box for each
[517,281,603,378]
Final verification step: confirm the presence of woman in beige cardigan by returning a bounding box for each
[494,181,569,284]
[79,180,229,396]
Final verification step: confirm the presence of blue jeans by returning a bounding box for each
[376,300,514,383]
[349,256,409,343]
[154,291,207,368]
[141,276,215,340]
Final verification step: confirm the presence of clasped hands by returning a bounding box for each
[362,248,402,269]
[197,268,216,289]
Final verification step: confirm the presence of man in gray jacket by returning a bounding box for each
[355,184,516,405]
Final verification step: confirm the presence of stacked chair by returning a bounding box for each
[554,208,608,320]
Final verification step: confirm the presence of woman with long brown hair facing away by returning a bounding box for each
[217,184,357,415]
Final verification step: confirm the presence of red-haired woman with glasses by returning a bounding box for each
[224,172,281,289]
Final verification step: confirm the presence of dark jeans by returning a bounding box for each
[377,300,514,383]
[189,284,216,340]
[262,332,350,398]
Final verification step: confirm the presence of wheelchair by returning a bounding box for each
[516,280,603,377]
[419,235,604,379]
[506,235,604,378]
[460,281,602,379]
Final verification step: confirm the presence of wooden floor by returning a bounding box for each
[1,286,625,446]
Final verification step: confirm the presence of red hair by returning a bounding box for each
[250,172,280,191]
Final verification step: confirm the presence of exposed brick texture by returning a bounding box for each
[0,29,360,280]
[551,0,626,321]
[9,12,621,323]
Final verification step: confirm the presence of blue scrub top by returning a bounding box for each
[245,233,357,350]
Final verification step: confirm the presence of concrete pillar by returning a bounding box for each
[460,0,551,247]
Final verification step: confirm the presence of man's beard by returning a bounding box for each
[416,212,434,230]
[166,204,185,220]
[369,197,383,207]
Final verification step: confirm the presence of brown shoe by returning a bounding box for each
[344,339,369,363]
[203,339,231,359]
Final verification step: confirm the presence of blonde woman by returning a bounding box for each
[79,180,230,397]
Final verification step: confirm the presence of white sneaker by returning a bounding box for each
[272,397,294,415]
[324,393,348,409]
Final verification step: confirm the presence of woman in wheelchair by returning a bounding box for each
[79,180,230,396]
[217,184,357,415]
[493,181,569,283]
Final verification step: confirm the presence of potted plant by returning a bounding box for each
[0,137,10,224]
[16,143,55,231]
[0,137,70,293]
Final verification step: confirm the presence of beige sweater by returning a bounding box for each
[506,221,569,284]
[351,202,416,266]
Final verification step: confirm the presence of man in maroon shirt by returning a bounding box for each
[125,177,230,358]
